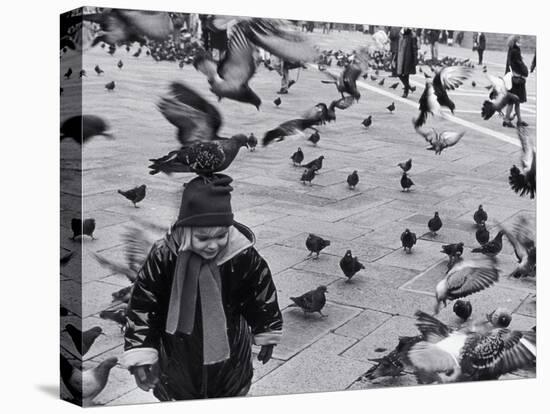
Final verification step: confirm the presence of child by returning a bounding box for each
[120,175,283,400]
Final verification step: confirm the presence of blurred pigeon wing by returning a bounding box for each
[408,341,457,372]
[220,25,256,86]
[332,96,355,110]
[492,330,536,375]
[439,66,473,90]
[440,131,465,147]
[445,257,499,298]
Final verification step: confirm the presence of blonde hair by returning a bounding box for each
[171,225,229,252]
[507,35,520,48]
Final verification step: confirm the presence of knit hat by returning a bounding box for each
[173,174,234,228]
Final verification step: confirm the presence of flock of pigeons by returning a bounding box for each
[60,9,536,404]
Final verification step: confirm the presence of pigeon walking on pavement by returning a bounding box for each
[105,81,115,91]
[441,242,464,269]
[471,230,505,257]
[302,155,325,173]
[247,133,258,151]
[339,250,365,282]
[301,167,316,185]
[473,205,488,226]
[306,234,331,259]
[117,184,146,207]
[291,147,304,166]
[308,131,320,145]
[401,229,417,253]
[347,170,359,189]
[289,285,328,317]
[386,102,395,113]
[362,116,372,128]
[400,172,414,191]
[476,223,490,245]
[428,212,442,235]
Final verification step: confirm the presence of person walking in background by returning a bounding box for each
[503,35,529,128]
[530,53,536,73]
[473,32,486,65]
[447,30,454,46]
[396,27,418,98]
[456,31,464,46]
[427,29,440,62]
[389,26,401,77]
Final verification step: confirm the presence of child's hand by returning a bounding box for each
[257,345,274,364]
[130,363,160,391]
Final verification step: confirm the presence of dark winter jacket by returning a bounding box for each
[506,44,529,77]
[473,33,486,51]
[123,223,283,400]
[396,29,418,75]
[389,27,401,53]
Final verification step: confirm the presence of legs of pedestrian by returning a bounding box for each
[278,61,289,94]
[478,49,483,65]
[399,75,415,98]
[503,104,514,127]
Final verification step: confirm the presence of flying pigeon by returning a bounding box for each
[408,311,535,383]
[414,66,473,127]
[148,82,249,176]
[509,126,536,198]
[414,124,465,155]
[434,255,500,313]
[481,73,520,120]
[501,216,536,278]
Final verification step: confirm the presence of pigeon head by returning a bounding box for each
[453,300,472,320]
[478,205,484,210]
[231,134,250,148]
[488,308,512,328]
[244,89,262,110]
[345,249,352,257]
[434,212,439,217]
[353,91,361,102]
[317,285,328,293]
[319,156,325,160]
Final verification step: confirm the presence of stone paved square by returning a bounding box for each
[60,17,537,406]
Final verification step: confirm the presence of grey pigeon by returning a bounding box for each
[473,205,488,226]
[118,184,146,207]
[476,223,490,245]
[339,250,365,281]
[347,170,359,189]
[289,285,328,316]
[401,229,416,253]
[306,234,331,258]
[400,172,414,191]
[291,147,304,166]
[428,212,442,235]
[471,230,504,257]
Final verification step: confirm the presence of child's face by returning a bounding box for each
[191,227,230,260]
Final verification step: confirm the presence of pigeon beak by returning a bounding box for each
[103,132,115,139]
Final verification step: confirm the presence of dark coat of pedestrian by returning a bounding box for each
[396,28,418,97]
[506,38,529,103]
[389,26,401,76]
[473,32,486,65]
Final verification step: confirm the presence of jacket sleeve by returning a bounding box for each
[123,239,172,354]
[236,248,283,346]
